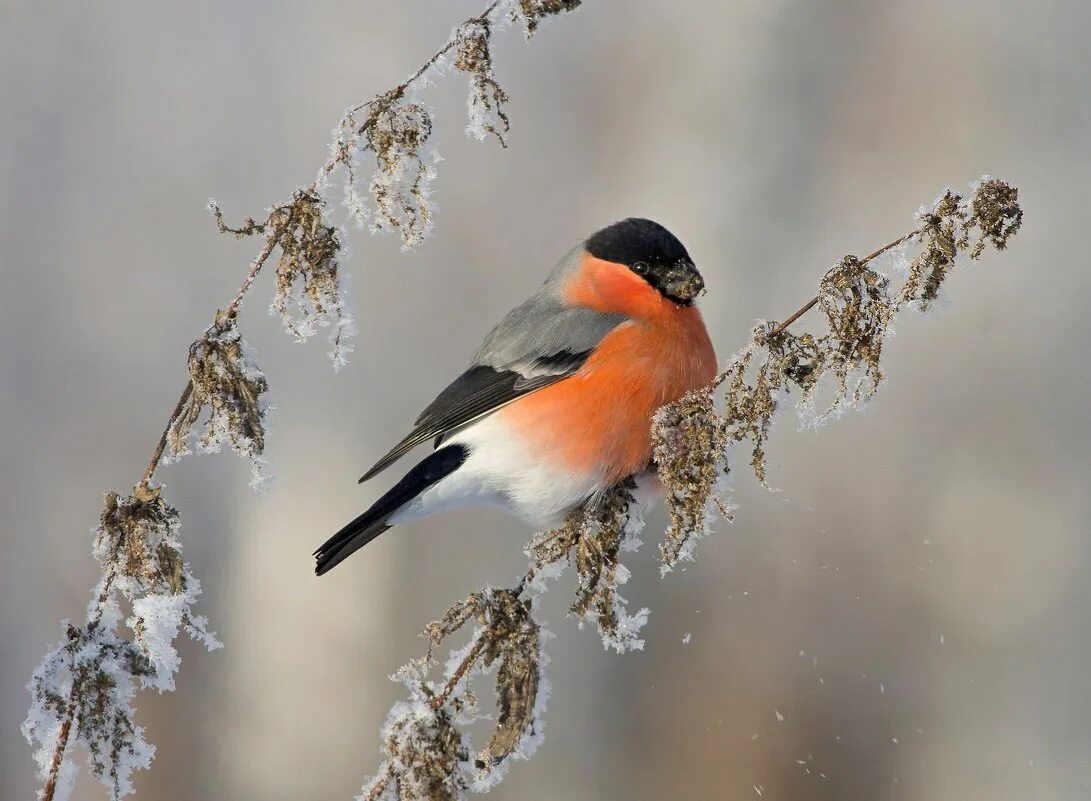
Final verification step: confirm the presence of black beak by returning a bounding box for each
[662,261,705,303]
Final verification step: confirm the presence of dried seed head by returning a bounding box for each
[719,337,785,484]
[268,191,355,370]
[374,703,467,801]
[454,20,510,146]
[25,624,156,800]
[900,188,969,310]
[91,487,219,690]
[375,588,548,797]
[96,486,183,596]
[26,486,217,800]
[789,255,896,425]
[365,98,436,249]
[513,0,582,37]
[968,176,1023,258]
[471,589,543,769]
[167,313,271,488]
[653,387,732,571]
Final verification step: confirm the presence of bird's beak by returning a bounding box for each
[663,261,705,303]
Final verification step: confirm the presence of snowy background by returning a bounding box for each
[3,1,1090,799]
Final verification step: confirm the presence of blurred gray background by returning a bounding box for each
[2,1,1089,799]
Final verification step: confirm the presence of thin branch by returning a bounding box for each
[431,638,489,711]
[34,3,520,798]
[769,229,922,338]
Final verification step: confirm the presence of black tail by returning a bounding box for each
[314,444,468,575]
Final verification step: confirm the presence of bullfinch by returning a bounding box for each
[314,218,716,575]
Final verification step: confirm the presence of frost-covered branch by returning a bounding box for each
[24,3,585,799]
[354,177,1023,801]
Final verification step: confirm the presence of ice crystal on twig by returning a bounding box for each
[25,623,153,801]
[361,590,548,800]
[28,3,592,798]
[512,0,583,37]
[455,19,511,145]
[653,387,732,571]
[95,487,220,687]
[528,481,651,652]
[24,487,217,800]
[900,188,969,310]
[359,97,437,249]
[968,175,1022,257]
[267,191,356,369]
[326,90,438,250]
[166,313,271,488]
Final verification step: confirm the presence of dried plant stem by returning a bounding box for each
[29,2,587,798]
[39,197,293,801]
[363,765,397,801]
[768,228,922,339]
[41,716,73,801]
[344,0,504,123]
[432,638,489,711]
[39,531,127,801]
[139,383,195,490]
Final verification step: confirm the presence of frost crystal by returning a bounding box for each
[455,19,511,145]
[653,388,732,571]
[330,97,438,251]
[362,590,550,801]
[527,480,652,653]
[24,487,218,800]
[166,313,271,489]
[266,191,357,370]
[510,0,582,38]
[366,99,437,249]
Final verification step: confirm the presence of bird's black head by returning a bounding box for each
[585,218,704,305]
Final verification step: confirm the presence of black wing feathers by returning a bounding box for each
[316,444,468,574]
[359,353,588,483]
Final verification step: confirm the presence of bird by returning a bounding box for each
[314,217,717,575]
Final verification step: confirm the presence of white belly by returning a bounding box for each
[387,414,605,529]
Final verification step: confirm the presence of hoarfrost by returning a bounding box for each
[25,488,217,800]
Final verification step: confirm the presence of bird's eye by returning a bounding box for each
[632,261,649,275]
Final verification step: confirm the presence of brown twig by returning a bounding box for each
[769,229,922,338]
[431,638,489,711]
[36,10,508,798]
[33,3,587,798]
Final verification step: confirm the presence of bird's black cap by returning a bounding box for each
[585,218,691,268]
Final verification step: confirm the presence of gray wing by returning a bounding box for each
[359,294,625,483]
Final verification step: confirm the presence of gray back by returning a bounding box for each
[471,246,627,376]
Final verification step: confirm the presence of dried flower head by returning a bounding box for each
[527,482,650,652]
[968,176,1023,258]
[718,336,788,483]
[785,254,897,425]
[468,590,543,769]
[365,97,437,249]
[368,700,467,801]
[25,487,217,801]
[97,486,183,597]
[455,19,511,146]
[364,589,549,800]
[900,188,969,310]
[513,0,582,37]
[25,622,154,801]
[166,313,271,488]
[267,191,356,370]
[653,387,733,571]
[93,487,220,687]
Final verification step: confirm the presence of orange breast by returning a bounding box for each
[499,305,717,483]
